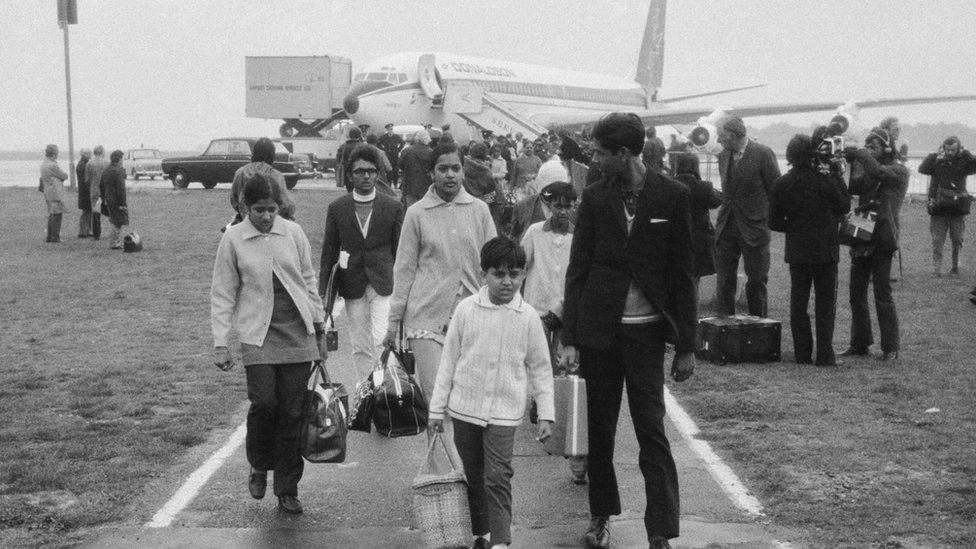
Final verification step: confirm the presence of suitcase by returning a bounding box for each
[543,375,587,457]
[695,315,781,364]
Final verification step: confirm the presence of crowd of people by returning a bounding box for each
[38,106,973,548]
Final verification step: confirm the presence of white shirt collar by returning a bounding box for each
[353,189,376,202]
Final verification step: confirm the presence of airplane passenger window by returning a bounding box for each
[367,72,388,81]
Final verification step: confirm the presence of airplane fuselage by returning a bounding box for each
[344,51,649,143]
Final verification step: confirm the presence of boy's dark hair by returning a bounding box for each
[591,112,645,155]
[346,144,384,172]
[480,236,527,271]
[252,137,276,164]
[427,142,461,171]
[242,172,281,206]
[539,181,577,203]
[110,149,124,163]
[786,134,813,168]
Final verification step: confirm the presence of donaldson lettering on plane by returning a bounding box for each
[447,62,516,79]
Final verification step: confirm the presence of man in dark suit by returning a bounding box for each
[769,134,851,366]
[376,123,405,188]
[561,113,696,549]
[320,145,404,379]
[714,115,781,317]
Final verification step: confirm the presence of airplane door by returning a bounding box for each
[418,54,444,100]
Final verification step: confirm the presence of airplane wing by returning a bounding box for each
[530,94,976,130]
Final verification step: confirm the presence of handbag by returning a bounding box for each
[348,373,376,433]
[839,210,876,246]
[372,348,427,438]
[929,186,971,216]
[412,433,472,549]
[300,361,349,463]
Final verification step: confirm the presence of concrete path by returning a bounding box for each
[91,308,798,548]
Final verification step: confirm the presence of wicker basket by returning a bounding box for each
[411,435,471,549]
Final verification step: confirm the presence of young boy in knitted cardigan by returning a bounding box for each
[428,236,555,549]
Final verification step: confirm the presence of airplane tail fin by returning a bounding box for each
[635,0,667,107]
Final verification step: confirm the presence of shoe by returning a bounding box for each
[471,537,489,549]
[572,471,588,485]
[950,267,960,275]
[584,516,610,549]
[880,351,899,362]
[248,471,267,499]
[838,347,870,357]
[648,536,673,549]
[278,494,303,514]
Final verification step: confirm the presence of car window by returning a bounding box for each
[228,141,251,156]
[204,141,229,155]
[131,150,158,159]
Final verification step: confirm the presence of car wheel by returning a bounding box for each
[130,168,137,180]
[202,181,217,190]
[285,177,298,190]
[172,170,190,189]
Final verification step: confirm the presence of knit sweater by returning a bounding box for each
[428,287,555,427]
[388,185,496,334]
[520,221,573,316]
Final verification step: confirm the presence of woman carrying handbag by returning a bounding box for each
[211,172,330,515]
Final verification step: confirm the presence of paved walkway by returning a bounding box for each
[91,305,798,548]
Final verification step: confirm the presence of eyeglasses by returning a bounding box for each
[352,167,379,177]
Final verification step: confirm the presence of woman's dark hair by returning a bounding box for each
[242,172,281,206]
[427,142,461,171]
[674,152,700,179]
[469,143,488,160]
[252,137,276,164]
[110,149,124,163]
[786,134,813,168]
[539,182,577,203]
[591,112,645,155]
[346,144,384,172]
[480,236,527,271]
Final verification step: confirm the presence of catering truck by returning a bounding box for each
[245,55,352,139]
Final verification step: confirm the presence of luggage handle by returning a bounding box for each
[418,432,460,476]
[307,360,334,389]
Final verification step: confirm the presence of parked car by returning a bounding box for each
[124,148,163,180]
[161,138,307,189]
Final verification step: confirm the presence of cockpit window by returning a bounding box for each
[366,72,389,81]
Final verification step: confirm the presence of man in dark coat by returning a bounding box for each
[642,126,667,174]
[769,135,850,366]
[714,115,781,317]
[918,136,976,276]
[841,129,909,362]
[397,130,432,207]
[319,145,403,379]
[101,149,130,250]
[560,113,695,549]
[376,123,405,188]
[672,153,722,286]
[76,148,93,238]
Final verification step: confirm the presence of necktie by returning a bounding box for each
[727,153,736,180]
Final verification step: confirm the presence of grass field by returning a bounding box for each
[0,184,974,548]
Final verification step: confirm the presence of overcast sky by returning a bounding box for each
[3,1,976,153]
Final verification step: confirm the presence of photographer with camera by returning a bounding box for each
[769,134,851,366]
[918,136,976,277]
[840,128,909,362]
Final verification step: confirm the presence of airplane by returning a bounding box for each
[280,0,976,151]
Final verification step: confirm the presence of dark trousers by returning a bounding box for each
[789,262,838,365]
[714,224,770,317]
[245,362,308,497]
[453,419,517,544]
[849,252,899,353]
[79,209,92,237]
[46,213,63,242]
[579,322,679,539]
[91,212,101,239]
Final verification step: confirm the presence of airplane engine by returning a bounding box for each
[686,110,728,155]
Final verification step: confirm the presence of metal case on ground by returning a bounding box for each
[695,315,781,364]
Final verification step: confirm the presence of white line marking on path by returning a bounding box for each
[145,422,247,528]
[664,386,766,517]
[146,301,346,528]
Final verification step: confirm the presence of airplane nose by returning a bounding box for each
[343,94,360,114]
